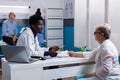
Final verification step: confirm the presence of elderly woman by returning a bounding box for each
[68,24,120,80]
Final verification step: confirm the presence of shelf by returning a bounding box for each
[47,26,63,28]
[47,37,63,39]
[45,8,64,48]
[47,27,63,29]
[48,16,63,19]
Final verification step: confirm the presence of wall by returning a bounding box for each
[63,0,79,51]
[29,0,64,18]
[0,0,64,26]
[0,0,64,19]
[0,0,78,51]
[108,0,120,51]
[74,0,88,48]
[74,0,105,49]
[74,0,120,54]
[0,0,30,19]
[64,19,80,51]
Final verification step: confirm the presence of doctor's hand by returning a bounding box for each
[52,46,59,51]
[49,46,59,57]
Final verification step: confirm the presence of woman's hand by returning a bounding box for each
[68,51,76,57]
[84,73,96,78]
[68,51,84,58]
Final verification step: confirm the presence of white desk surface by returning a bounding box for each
[2,57,95,80]
[2,57,94,70]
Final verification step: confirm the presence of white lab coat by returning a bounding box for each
[16,28,49,57]
[83,39,120,80]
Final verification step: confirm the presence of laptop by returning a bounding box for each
[1,45,39,63]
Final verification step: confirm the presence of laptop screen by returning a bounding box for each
[1,45,30,63]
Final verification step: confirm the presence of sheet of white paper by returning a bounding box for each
[57,50,69,57]
[44,50,69,59]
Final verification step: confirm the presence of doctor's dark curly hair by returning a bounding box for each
[35,8,41,16]
[29,14,43,27]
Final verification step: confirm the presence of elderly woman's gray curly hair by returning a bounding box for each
[95,23,111,39]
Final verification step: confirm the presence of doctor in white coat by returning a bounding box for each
[16,15,59,58]
[68,24,120,80]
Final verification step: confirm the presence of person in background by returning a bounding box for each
[35,8,45,47]
[37,33,45,47]
[2,12,18,45]
[68,24,120,80]
[16,15,59,58]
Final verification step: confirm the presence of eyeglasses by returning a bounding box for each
[94,31,101,35]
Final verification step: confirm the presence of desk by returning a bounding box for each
[2,57,95,80]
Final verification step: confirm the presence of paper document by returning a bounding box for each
[44,50,69,59]
[57,50,69,57]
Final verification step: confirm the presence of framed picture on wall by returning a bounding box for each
[64,0,74,19]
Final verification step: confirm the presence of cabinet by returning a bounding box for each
[45,8,64,49]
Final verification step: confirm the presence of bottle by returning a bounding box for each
[81,46,86,52]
